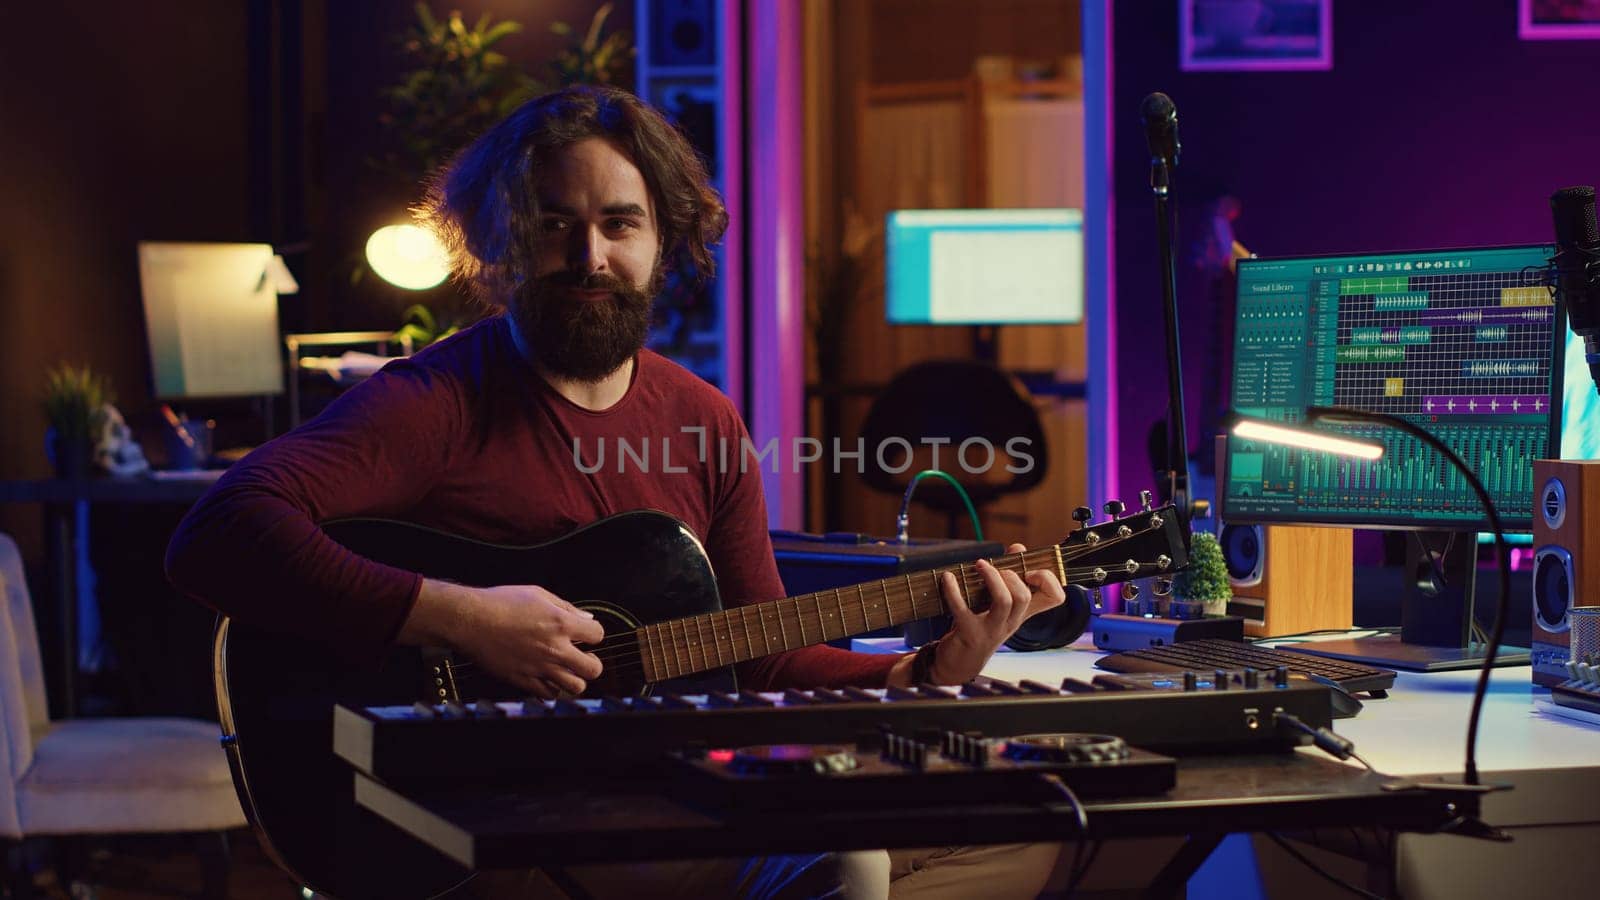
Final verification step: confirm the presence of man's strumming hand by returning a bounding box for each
[402,579,606,699]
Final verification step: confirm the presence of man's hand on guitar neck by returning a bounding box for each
[888,543,1066,688]
[400,579,606,699]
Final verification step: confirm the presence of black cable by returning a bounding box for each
[1348,749,1378,774]
[1064,840,1102,897]
[1249,626,1398,645]
[1267,833,1387,900]
[1309,405,1510,787]
[1038,773,1091,896]
[1274,711,1375,771]
[1038,772,1089,836]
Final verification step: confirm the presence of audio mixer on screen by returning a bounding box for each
[1226,245,1562,530]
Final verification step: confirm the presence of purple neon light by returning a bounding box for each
[1519,0,1600,39]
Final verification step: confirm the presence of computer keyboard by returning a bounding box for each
[1095,639,1397,696]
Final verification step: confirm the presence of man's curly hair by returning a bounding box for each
[416,85,727,305]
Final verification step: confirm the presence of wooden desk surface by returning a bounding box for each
[0,473,222,504]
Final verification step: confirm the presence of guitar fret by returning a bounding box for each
[642,624,662,681]
[718,612,736,665]
[776,604,790,650]
[1053,545,1066,585]
[794,597,808,645]
[662,623,677,680]
[697,614,720,668]
[834,589,847,640]
[740,606,756,662]
[702,613,719,667]
[712,613,728,666]
[903,574,915,623]
[668,619,690,676]
[862,584,874,632]
[758,605,774,655]
[678,614,697,672]
[691,611,710,669]
[680,616,698,671]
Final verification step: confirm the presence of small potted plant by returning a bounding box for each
[43,363,113,480]
[1173,530,1232,616]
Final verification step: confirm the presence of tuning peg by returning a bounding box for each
[1120,582,1140,602]
[1152,578,1174,597]
[1140,490,1154,511]
[1103,499,1126,520]
[1072,506,1093,529]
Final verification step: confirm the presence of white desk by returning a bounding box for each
[856,635,1600,898]
[858,635,1600,776]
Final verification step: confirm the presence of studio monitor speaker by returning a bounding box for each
[649,0,715,67]
[1532,459,1600,686]
[1216,435,1353,637]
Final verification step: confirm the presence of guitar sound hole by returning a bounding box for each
[584,606,648,698]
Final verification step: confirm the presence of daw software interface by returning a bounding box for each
[1224,245,1562,531]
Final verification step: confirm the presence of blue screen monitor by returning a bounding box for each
[1221,243,1565,672]
[1223,244,1562,533]
[885,209,1084,325]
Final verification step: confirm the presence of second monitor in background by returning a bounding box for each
[1223,244,1563,671]
[885,208,1083,325]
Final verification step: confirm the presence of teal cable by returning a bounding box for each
[896,469,983,542]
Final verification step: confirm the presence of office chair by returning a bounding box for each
[858,359,1049,536]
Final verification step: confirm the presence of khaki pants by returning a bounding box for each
[472,843,1061,899]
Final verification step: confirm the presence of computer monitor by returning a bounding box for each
[137,242,287,399]
[1223,244,1564,671]
[885,209,1084,325]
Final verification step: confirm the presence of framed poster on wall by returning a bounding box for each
[1520,0,1600,39]
[1180,0,1333,71]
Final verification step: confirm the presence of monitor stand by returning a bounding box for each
[1292,530,1530,673]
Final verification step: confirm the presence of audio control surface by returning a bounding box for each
[334,675,1337,783]
[676,731,1177,814]
[1096,639,1396,700]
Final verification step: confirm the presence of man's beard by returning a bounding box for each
[511,270,657,383]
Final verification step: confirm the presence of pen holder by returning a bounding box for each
[1572,607,1600,667]
[164,419,214,470]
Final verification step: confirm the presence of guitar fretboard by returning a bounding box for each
[638,547,1065,682]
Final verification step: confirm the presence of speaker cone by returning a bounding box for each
[1534,547,1572,634]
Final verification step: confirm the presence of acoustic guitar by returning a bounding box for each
[213,504,1187,899]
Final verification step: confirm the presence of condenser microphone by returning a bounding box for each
[1141,92,1181,169]
[1550,185,1600,396]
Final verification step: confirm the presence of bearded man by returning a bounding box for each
[166,85,1063,899]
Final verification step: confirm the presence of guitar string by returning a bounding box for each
[583,528,1163,663]
[584,559,1173,674]
[583,549,1060,663]
[576,558,1178,680]
[448,554,1158,685]
[447,528,1172,683]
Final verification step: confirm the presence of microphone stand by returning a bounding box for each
[1150,157,1193,532]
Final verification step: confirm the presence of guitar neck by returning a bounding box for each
[639,546,1065,683]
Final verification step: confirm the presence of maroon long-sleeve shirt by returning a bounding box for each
[165,315,898,690]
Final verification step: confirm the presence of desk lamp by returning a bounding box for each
[1231,406,1512,788]
[365,224,450,290]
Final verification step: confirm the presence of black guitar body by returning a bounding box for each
[214,511,727,900]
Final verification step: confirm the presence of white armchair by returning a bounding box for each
[0,533,245,897]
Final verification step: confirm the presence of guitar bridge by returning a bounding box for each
[421,648,462,703]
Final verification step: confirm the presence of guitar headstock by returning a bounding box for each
[1057,496,1190,590]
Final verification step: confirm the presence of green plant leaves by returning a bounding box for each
[1174,531,1232,602]
[42,363,114,441]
